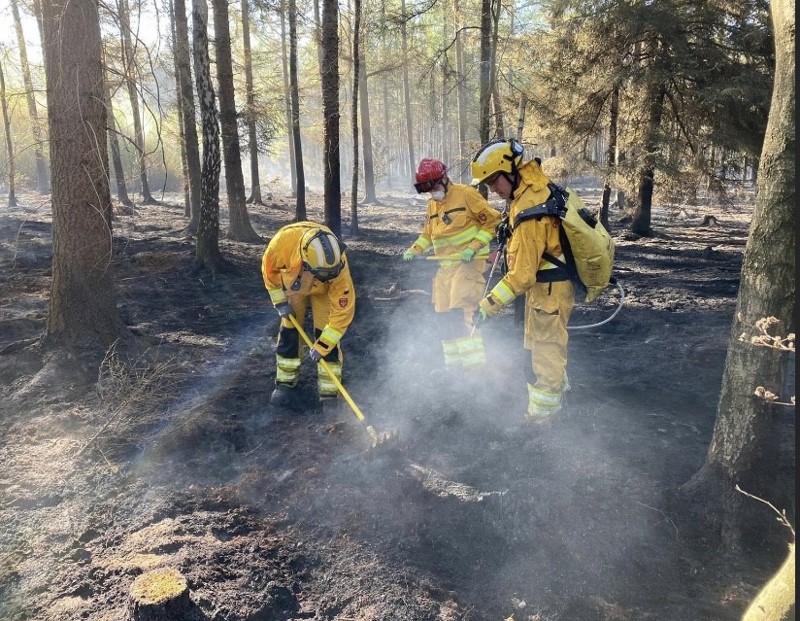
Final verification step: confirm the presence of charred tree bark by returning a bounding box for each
[212,0,260,243]
[630,82,666,237]
[41,0,126,351]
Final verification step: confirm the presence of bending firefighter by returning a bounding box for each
[402,158,501,372]
[261,222,356,407]
[471,139,575,423]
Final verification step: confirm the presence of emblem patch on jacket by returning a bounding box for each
[339,297,349,308]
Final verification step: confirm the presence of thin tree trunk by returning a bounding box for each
[41,0,126,350]
[10,0,49,193]
[489,0,503,136]
[350,0,361,235]
[105,74,133,209]
[358,52,378,204]
[212,0,260,242]
[454,0,468,182]
[600,83,619,231]
[173,0,202,229]
[289,0,306,220]
[241,0,263,205]
[168,0,190,214]
[0,61,18,207]
[478,0,492,144]
[192,0,225,273]
[279,0,297,197]
[117,0,155,204]
[400,0,415,178]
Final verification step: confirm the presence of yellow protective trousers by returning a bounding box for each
[432,260,487,331]
[523,279,575,416]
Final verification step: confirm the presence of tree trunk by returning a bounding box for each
[279,0,297,197]
[454,0,468,182]
[489,0,503,137]
[41,0,126,350]
[0,60,18,207]
[104,73,133,209]
[241,0,263,205]
[358,51,378,204]
[289,0,306,220]
[10,0,50,193]
[192,0,224,274]
[679,0,795,551]
[400,0,415,179]
[320,0,341,237]
[117,0,155,204]
[169,3,191,216]
[173,0,202,230]
[349,0,361,235]
[600,83,619,232]
[630,83,666,236]
[478,0,492,144]
[212,0,260,243]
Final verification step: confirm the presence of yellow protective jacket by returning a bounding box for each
[408,183,501,260]
[261,222,356,354]
[487,161,567,307]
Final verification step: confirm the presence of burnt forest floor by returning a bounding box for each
[0,180,795,621]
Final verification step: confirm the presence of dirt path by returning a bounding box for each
[0,187,787,620]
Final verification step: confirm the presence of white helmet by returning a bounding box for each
[300,228,345,281]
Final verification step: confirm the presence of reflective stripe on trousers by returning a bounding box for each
[457,335,486,368]
[276,354,301,386]
[526,382,562,419]
[317,360,342,397]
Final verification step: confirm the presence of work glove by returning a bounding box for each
[460,247,476,262]
[478,295,501,318]
[275,301,293,318]
[402,249,416,261]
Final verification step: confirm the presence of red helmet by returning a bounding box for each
[414,159,447,193]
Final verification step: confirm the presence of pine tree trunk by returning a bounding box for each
[358,52,378,204]
[0,60,18,207]
[104,73,133,209]
[11,0,49,193]
[454,0,468,183]
[240,0,262,205]
[41,0,126,350]
[289,0,306,220]
[400,0,415,178]
[630,83,665,236]
[117,0,155,204]
[320,0,341,236]
[478,0,492,144]
[600,83,619,231]
[212,0,260,242]
[173,0,202,229]
[279,0,297,197]
[350,0,361,235]
[679,0,795,551]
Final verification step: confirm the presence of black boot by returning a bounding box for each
[270,384,295,407]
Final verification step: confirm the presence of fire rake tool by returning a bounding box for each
[287,313,397,448]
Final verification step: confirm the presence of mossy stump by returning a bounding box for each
[127,567,191,620]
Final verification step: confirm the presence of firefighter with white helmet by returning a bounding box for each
[471,139,575,423]
[402,158,501,372]
[261,222,356,407]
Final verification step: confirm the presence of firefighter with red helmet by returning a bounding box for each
[261,222,356,408]
[471,139,575,424]
[402,158,501,372]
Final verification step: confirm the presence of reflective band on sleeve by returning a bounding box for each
[473,230,493,246]
[268,287,287,305]
[414,236,432,251]
[319,325,344,348]
[490,281,516,306]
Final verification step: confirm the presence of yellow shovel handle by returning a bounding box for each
[286,313,368,425]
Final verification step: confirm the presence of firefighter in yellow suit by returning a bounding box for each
[402,158,501,372]
[261,222,356,407]
[471,139,575,423]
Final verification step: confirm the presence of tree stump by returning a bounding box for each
[127,567,191,620]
